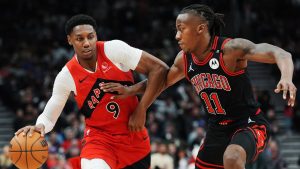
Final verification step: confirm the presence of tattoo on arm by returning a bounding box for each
[225,38,255,56]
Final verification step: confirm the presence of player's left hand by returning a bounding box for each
[274,78,297,107]
[128,104,146,132]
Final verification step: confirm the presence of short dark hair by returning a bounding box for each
[65,14,97,35]
[180,4,225,38]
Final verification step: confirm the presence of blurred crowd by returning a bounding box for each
[0,0,300,169]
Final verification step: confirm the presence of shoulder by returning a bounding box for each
[55,66,75,92]
[104,40,130,49]
[104,39,142,56]
[174,50,185,64]
[175,50,184,60]
[223,38,255,53]
[104,39,142,59]
[56,66,73,83]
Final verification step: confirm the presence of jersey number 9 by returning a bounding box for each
[106,102,120,119]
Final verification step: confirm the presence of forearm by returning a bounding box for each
[275,52,294,80]
[128,79,147,95]
[251,43,294,80]
[130,78,169,95]
[36,94,67,133]
[138,66,168,108]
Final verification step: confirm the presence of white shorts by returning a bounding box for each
[81,158,111,169]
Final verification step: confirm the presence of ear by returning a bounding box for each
[196,24,206,34]
[67,35,72,46]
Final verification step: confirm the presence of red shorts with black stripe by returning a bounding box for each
[80,126,151,169]
[196,113,270,168]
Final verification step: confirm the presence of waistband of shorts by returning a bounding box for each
[209,108,262,128]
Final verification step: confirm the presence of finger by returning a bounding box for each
[128,120,133,132]
[136,126,142,132]
[283,90,288,100]
[274,83,282,93]
[288,90,295,107]
[36,124,45,137]
[112,95,128,100]
[289,86,297,99]
[15,128,25,136]
[110,95,119,99]
[289,99,294,107]
[102,86,120,92]
[292,88,297,107]
[107,87,121,92]
[28,127,36,137]
[40,130,45,137]
[129,125,134,132]
[132,126,137,132]
[274,88,280,93]
[21,127,30,136]
[288,95,295,107]
[100,83,114,89]
[100,83,118,88]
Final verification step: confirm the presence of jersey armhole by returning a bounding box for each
[219,38,245,76]
[183,53,191,81]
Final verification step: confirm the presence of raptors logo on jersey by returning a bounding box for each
[184,36,260,121]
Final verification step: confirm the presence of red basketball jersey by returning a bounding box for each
[66,41,138,134]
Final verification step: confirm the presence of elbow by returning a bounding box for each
[153,63,169,76]
[278,51,292,62]
[285,52,292,59]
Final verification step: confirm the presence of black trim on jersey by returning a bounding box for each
[79,78,133,118]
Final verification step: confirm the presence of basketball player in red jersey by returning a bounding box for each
[100,4,297,169]
[15,14,168,169]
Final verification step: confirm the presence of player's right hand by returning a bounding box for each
[15,124,45,137]
[100,82,132,99]
[274,78,297,107]
[128,105,146,132]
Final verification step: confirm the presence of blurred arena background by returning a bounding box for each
[0,0,299,168]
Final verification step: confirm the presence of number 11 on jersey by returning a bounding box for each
[200,92,226,115]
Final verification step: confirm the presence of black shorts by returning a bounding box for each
[195,113,270,169]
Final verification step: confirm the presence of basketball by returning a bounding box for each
[8,131,48,169]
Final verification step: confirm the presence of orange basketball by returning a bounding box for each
[8,131,48,169]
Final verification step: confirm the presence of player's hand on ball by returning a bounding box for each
[15,123,46,137]
[274,78,297,107]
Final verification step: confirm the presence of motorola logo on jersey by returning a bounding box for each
[190,73,231,94]
[209,58,219,69]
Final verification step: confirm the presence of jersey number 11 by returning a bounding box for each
[200,92,226,115]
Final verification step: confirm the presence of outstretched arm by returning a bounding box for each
[134,51,169,109]
[101,51,186,98]
[224,38,296,106]
[100,50,186,132]
[15,69,72,136]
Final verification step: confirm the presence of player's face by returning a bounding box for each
[175,13,205,53]
[68,25,97,60]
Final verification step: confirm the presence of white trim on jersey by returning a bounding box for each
[81,158,111,169]
[36,40,142,133]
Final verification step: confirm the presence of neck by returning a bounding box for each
[77,54,97,72]
[193,34,213,61]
